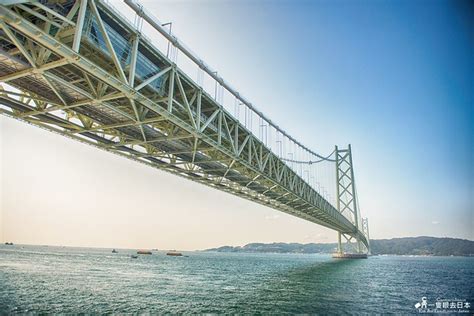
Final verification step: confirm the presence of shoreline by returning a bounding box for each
[2,244,474,258]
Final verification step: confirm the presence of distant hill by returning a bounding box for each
[205,237,474,256]
[370,237,474,256]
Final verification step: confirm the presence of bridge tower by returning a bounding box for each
[362,217,371,255]
[335,145,368,255]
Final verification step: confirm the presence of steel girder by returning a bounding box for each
[0,0,369,247]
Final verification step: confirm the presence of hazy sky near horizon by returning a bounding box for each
[1,0,473,249]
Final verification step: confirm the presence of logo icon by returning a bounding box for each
[415,297,428,309]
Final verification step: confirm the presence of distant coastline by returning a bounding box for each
[205,236,474,257]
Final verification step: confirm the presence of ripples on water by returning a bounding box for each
[0,245,473,314]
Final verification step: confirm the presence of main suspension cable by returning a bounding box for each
[280,149,336,164]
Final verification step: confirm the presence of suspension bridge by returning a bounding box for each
[0,0,370,256]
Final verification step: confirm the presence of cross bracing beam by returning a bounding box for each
[0,0,369,249]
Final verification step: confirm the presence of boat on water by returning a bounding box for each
[131,255,138,259]
[166,251,183,257]
[4,242,13,246]
[137,250,152,255]
[112,249,118,253]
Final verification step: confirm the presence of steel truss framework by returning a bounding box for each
[335,145,369,253]
[0,0,369,251]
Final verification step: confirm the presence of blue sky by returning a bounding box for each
[1,0,472,248]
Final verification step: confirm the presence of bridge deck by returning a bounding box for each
[0,0,368,247]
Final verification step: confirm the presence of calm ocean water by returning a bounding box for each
[0,244,472,314]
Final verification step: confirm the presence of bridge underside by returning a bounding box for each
[0,0,368,249]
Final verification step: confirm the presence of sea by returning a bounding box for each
[0,244,472,314]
